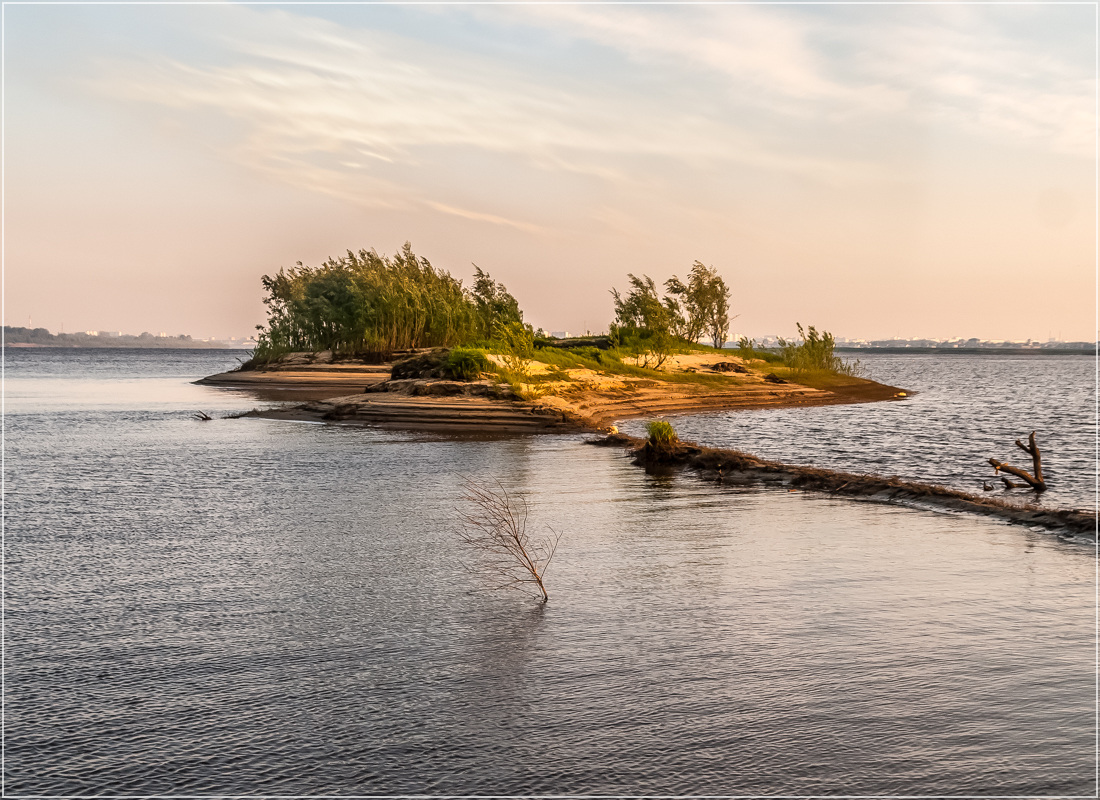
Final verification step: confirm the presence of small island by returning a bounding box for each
[200,243,906,432]
[198,253,1098,535]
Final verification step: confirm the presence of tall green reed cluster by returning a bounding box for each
[253,243,479,362]
[778,323,861,376]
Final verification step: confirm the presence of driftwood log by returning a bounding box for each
[589,433,1094,535]
[989,431,1046,492]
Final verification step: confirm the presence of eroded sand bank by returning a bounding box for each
[201,350,906,432]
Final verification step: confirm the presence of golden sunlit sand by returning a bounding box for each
[200,350,906,433]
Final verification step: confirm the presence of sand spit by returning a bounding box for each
[204,350,906,431]
[590,433,1097,537]
[198,350,393,392]
[245,380,581,434]
[542,377,894,429]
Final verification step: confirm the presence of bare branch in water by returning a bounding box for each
[989,431,1047,492]
[457,478,561,603]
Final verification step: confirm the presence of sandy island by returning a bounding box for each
[199,349,907,433]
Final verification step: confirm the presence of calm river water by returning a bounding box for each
[5,348,1096,794]
[623,352,1096,510]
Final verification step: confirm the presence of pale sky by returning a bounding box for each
[4,2,1096,342]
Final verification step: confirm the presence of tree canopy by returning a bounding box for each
[471,266,525,342]
[665,262,732,349]
[610,274,679,367]
[254,243,525,362]
[610,263,733,365]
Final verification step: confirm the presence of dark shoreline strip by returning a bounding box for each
[588,434,1097,537]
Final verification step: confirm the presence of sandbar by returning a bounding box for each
[199,349,907,433]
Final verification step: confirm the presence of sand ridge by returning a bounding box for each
[201,349,906,433]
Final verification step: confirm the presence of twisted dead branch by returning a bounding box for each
[458,479,560,603]
[989,431,1047,492]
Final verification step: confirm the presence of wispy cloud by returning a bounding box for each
[506,4,1092,158]
[424,200,545,235]
[86,3,1092,241]
[87,5,900,228]
[854,15,1094,158]
[502,4,878,109]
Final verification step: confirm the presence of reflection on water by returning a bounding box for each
[5,349,1095,794]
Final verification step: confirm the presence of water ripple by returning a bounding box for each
[622,353,1095,510]
[5,349,1095,794]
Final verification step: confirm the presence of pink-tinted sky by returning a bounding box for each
[5,3,1096,341]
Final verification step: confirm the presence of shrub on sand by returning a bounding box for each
[645,420,678,450]
[444,347,491,381]
[641,420,680,464]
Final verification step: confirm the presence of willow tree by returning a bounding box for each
[253,243,481,362]
[471,266,524,341]
[665,261,732,349]
[610,274,678,368]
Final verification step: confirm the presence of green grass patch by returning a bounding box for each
[536,365,573,383]
[645,420,678,448]
[443,347,491,381]
[528,346,603,371]
[527,345,742,388]
[600,352,739,387]
[487,339,754,393]
[763,365,873,391]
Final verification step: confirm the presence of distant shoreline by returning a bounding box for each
[6,343,250,350]
[3,324,251,349]
[836,347,1093,356]
[7,343,1090,356]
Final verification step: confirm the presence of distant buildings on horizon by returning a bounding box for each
[6,324,1095,351]
[736,334,1095,351]
[5,326,255,348]
[549,330,1094,350]
[78,329,255,346]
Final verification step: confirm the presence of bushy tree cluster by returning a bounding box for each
[471,266,525,342]
[253,243,524,363]
[609,263,733,367]
[609,274,679,368]
[664,262,733,350]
